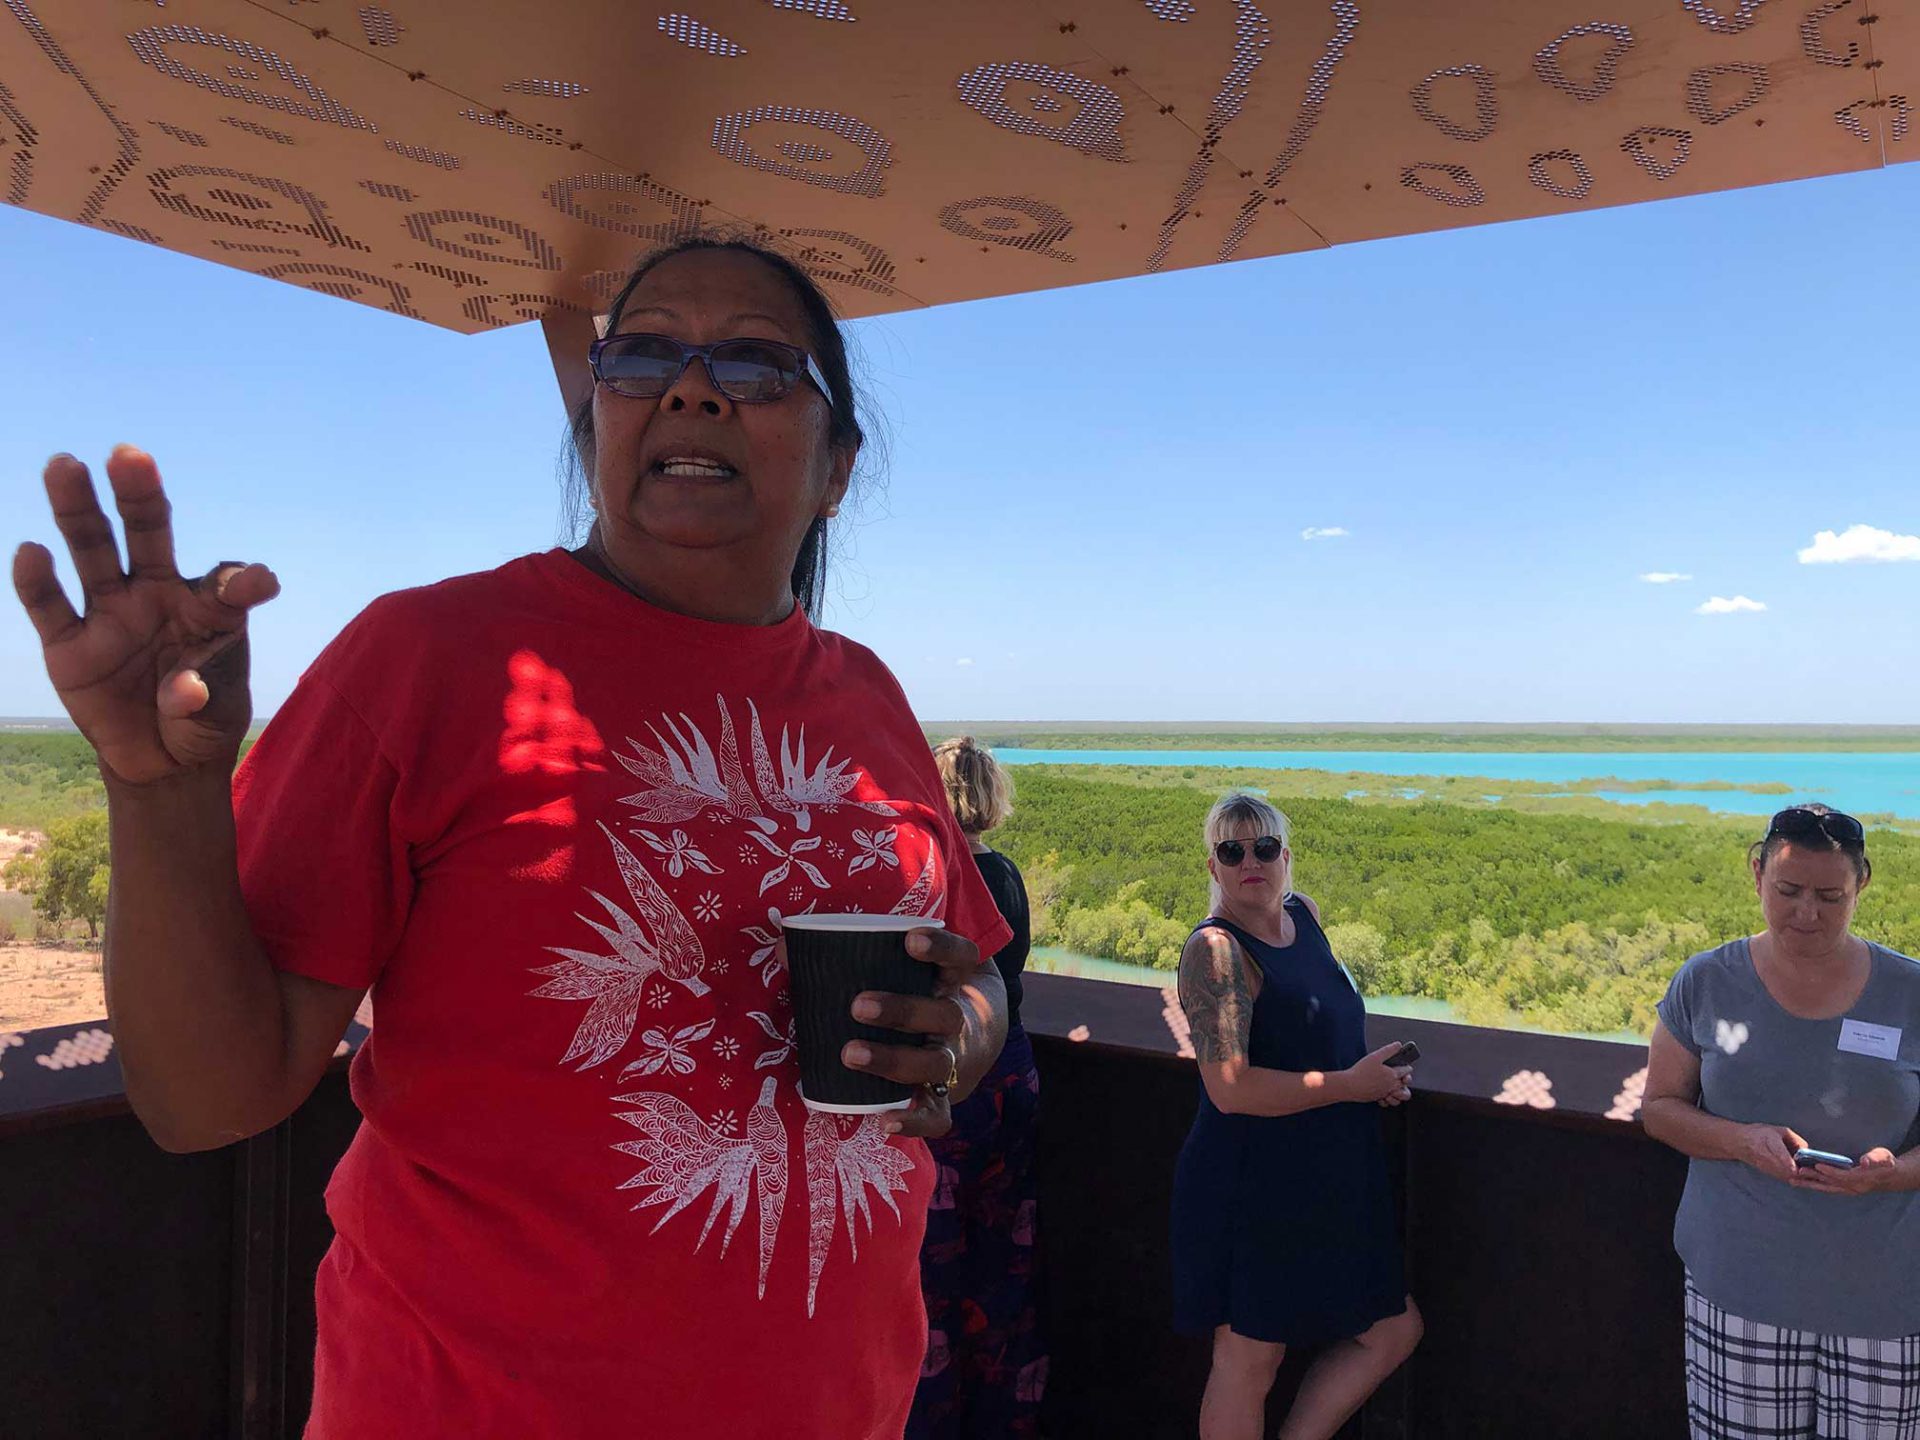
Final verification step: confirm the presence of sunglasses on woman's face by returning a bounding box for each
[587,333,831,404]
[1214,836,1284,867]
[1765,807,1865,847]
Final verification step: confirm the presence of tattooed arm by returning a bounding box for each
[1177,926,1405,1116]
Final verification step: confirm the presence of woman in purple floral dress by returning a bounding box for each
[908,738,1047,1437]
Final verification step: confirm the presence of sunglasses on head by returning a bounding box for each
[1214,836,1285,866]
[587,333,831,405]
[1764,807,1865,848]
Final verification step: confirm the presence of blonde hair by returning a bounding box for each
[932,736,1014,834]
[1204,790,1292,913]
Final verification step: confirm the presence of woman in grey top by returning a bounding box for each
[1644,804,1920,1440]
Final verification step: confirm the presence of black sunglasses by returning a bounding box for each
[1764,807,1865,848]
[587,333,831,405]
[1214,836,1285,866]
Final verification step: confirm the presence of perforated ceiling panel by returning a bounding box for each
[1,0,1912,331]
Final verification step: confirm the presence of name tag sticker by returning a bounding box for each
[1837,1019,1902,1060]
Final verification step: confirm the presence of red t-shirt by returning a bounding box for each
[233,550,1010,1439]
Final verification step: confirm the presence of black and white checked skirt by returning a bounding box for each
[1685,1274,1920,1440]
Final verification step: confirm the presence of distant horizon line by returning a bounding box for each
[9,717,1920,736]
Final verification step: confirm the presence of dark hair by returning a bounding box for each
[1748,801,1872,885]
[560,234,868,615]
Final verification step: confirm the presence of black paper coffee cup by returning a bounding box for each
[781,914,943,1114]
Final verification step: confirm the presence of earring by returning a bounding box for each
[823,503,840,518]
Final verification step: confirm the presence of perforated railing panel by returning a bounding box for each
[1,0,1911,330]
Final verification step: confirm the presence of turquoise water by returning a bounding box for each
[997,749,1920,822]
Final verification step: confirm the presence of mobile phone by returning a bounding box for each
[1793,1147,1857,1170]
[1384,1042,1420,1067]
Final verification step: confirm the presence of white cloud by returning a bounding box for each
[1696,595,1767,615]
[1797,524,1920,565]
[1301,526,1349,541]
[1638,571,1692,584]
[955,657,974,667]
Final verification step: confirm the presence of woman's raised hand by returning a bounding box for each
[12,448,279,785]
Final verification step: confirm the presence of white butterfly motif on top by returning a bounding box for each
[637,828,721,879]
[623,1018,716,1081]
[530,824,712,1070]
[847,827,898,876]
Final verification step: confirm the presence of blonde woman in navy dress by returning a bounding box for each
[1172,791,1422,1440]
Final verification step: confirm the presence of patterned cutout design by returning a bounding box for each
[1801,0,1858,66]
[357,6,402,46]
[767,0,855,19]
[504,79,589,98]
[459,108,564,146]
[385,138,462,169]
[412,260,486,288]
[222,115,297,145]
[1400,161,1485,207]
[545,172,705,241]
[257,260,420,316]
[150,119,209,147]
[150,164,366,249]
[954,62,1128,163]
[1411,63,1498,142]
[711,105,891,196]
[463,292,591,328]
[1621,125,1692,180]
[1142,0,1196,17]
[1681,0,1770,35]
[404,209,561,269]
[1145,0,1271,272]
[1686,61,1769,124]
[1835,97,1910,144]
[658,14,746,56]
[1218,0,1362,262]
[938,195,1075,262]
[126,25,377,132]
[9,0,142,223]
[99,218,163,244]
[359,179,415,201]
[777,228,895,295]
[1527,147,1594,200]
[1533,23,1634,103]
[2,78,35,205]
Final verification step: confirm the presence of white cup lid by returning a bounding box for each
[778,914,946,933]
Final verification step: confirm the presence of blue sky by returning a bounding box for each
[4,163,1918,725]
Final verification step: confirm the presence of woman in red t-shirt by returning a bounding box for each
[13,238,1011,1438]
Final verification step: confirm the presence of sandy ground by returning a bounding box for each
[0,827,109,1033]
[0,942,106,1033]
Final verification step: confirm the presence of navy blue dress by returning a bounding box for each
[1171,898,1407,1345]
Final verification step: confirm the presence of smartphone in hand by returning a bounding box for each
[1793,1147,1857,1170]
[1383,1042,1420,1067]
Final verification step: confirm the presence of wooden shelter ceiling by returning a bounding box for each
[2,0,1913,331]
